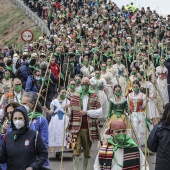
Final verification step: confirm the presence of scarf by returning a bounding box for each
[108,136,137,151]
[6,65,13,72]
[28,112,43,119]
[78,88,93,100]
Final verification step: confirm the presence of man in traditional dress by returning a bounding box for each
[67,77,102,170]
[94,120,149,170]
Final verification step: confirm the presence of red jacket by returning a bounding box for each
[50,63,60,80]
[54,2,61,10]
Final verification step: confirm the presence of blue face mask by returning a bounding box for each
[36,77,41,81]
[28,59,31,64]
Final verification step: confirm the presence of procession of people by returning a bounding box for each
[0,0,170,169]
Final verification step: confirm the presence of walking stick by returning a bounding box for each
[42,69,51,117]
[8,78,13,104]
[60,75,70,170]
[29,54,53,126]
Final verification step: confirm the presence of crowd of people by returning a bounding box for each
[0,0,170,169]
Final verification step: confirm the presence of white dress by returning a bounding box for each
[48,98,70,152]
[90,77,109,119]
[113,63,127,96]
[127,92,146,146]
[80,65,94,77]
[101,71,114,99]
[156,66,169,105]
[140,81,160,119]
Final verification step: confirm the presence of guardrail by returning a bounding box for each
[11,0,51,36]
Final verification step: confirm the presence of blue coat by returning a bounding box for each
[30,117,49,166]
[148,122,170,170]
[19,62,31,82]
[25,75,40,94]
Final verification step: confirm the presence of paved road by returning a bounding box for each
[49,141,156,170]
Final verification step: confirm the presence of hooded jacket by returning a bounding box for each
[148,122,170,170]
[0,106,48,170]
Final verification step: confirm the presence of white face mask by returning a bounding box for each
[23,105,30,113]
[13,120,25,129]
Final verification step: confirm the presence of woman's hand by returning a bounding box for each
[1,121,8,134]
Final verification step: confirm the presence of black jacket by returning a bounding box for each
[147,122,170,170]
[0,106,48,170]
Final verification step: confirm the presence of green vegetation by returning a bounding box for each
[0,7,41,48]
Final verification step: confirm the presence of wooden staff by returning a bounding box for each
[8,78,13,104]
[64,57,70,88]
[60,75,70,170]
[42,70,51,117]
[29,54,53,126]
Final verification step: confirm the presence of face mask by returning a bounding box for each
[84,51,89,54]
[133,87,139,93]
[101,67,106,71]
[160,62,164,66]
[95,73,100,79]
[23,105,30,113]
[115,133,126,143]
[81,84,89,93]
[107,61,112,66]
[131,71,136,75]
[36,77,41,81]
[60,94,66,100]
[67,32,70,34]
[15,85,22,92]
[115,92,121,97]
[70,84,75,91]
[13,120,25,129]
[4,74,9,79]
[75,80,81,85]
[136,77,141,81]
[47,45,51,48]
[84,61,88,66]
[117,59,121,63]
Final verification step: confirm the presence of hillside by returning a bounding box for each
[0,0,41,48]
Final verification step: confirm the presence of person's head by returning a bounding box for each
[101,62,107,72]
[11,106,29,131]
[95,68,101,79]
[3,70,10,79]
[33,70,41,81]
[105,120,127,143]
[29,58,37,66]
[6,59,13,67]
[132,80,140,94]
[81,77,90,93]
[75,75,82,86]
[51,57,56,65]
[83,58,89,67]
[70,80,76,92]
[23,55,29,63]
[136,71,145,81]
[4,102,20,120]
[116,56,121,64]
[13,78,22,93]
[106,58,112,66]
[59,88,66,100]
[160,58,165,66]
[39,53,46,62]
[21,92,37,113]
[40,61,47,71]
[160,103,170,125]
[0,62,5,72]
[113,84,122,97]
[131,66,140,76]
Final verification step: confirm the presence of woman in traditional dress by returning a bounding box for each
[100,85,130,145]
[44,88,70,155]
[127,80,146,146]
[136,71,160,126]
[100,62,114,99]
[90,68,109,119]
[113,56,128,96]
[80,58,94,77]
[156,58,169,105]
